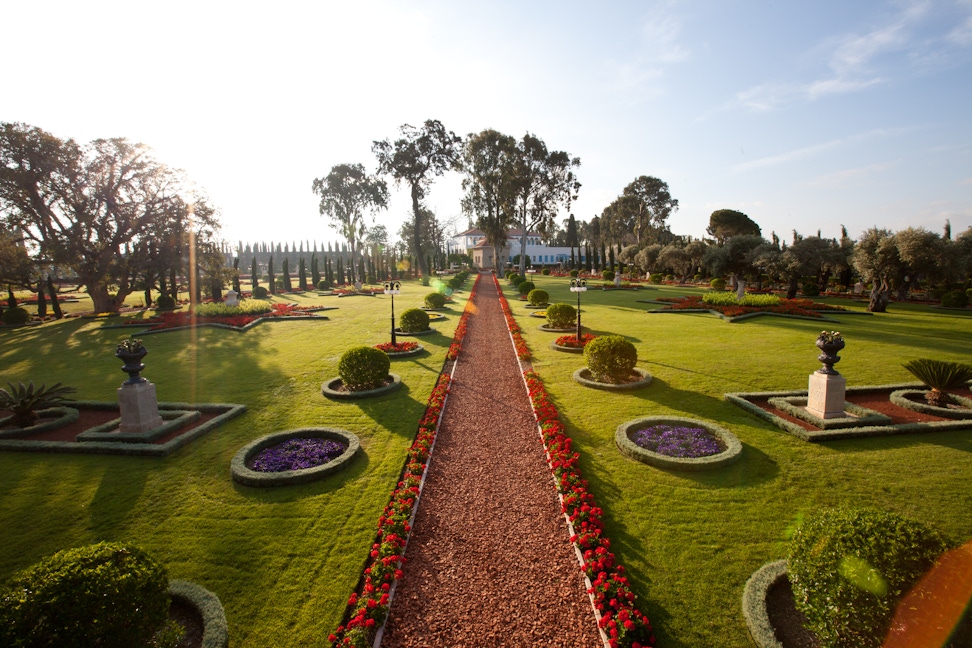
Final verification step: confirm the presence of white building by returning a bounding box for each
[448,228,582,270]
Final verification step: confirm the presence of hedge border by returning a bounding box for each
[573,367,653,391]
[615,416,743,471]
[726,383,972,441]
[889,389,972,419]
[76,410,200,443]
[0,401,246,456]
[393,327,436,336]
[538,324,578,332]
[549,341,585,354]
[103,311,333,336]
[168,580,229,648]
[0,406,80,438]
[766,396,892,429]
[230,427,361,487]
[382,345,425,359]
[321,374,402,400]
[741,560,787,648]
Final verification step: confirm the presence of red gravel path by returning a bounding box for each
[380,275,602,648]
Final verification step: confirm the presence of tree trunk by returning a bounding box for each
[868,280,891,313]
[169,268,178,301]
[786,276,799,300]
[87,282,129,313]
[47,275,63,319]
[819,269,831,294]
[411,184,428,279]
[896,279,909,302]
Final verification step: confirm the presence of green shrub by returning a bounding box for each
[0,542,170,648]
[541,268,550,275]
[941,289,968,308]
[193,301,272,317]
[710,278,726,291]
[584,335,638,383]
[518,281,535,295]
[602,270,615,281]
[509,274,523,286]
[788,508,951,648]
[665,274,675,282]
[545,303,576,328]
[399,308,430,333]
[528,289,549,306]
[337,346,390,391]
[155,294,176,309]
[317,280,331,290]
[702,293,781,307]
[447,277,461,290]
[649,274,663,284]
[252,285,269,299]
[902,358,972,407]
[802,281,821,297]
[693,274,702,281]
[569,269,579,278]
[1,306,30,325]
[424,292,446,309]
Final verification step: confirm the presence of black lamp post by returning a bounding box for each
[384,280,401,345]
[570,278,587,342]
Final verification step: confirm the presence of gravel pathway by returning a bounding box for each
[381,274,602,648]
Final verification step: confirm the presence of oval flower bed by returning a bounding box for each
[615,416,742,471]
[550,333,596,354]
[889,389,972,419]
[232,428,360,487]
[322,374,402,400]
[373,341,424,358]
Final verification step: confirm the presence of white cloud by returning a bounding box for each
[733,130,891,173]
[807,161,899,187]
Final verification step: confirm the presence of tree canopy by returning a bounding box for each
[603,176,678,247]
[706,209,761,243]
[461,129,518,270]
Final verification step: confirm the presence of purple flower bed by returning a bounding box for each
[630,424,725,458]
[249,438,348,472]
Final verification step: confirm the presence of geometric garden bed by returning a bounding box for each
[0,401,246,456]
[727,383,972,442]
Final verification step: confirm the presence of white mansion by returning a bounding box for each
[447,228,580,270]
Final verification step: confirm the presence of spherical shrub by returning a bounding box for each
[317,280,331,290]
[518,281,535,295]
[528,289,549,306]
[155,294,176,309]
[569,269,579,278]
[802,281,821,297]
[338,346,390,391]
[710,278,726,291]
[941,289,968,308]
[0,542,169,648]
[602,270,615,281]
[650,274,663,284]
[252,285,269,298]
[399,307,430,333]
[584,334,638,383]
[509,274,523,286]
[541,268,550,275]
[788,507,952,648]
[545,303,576,328]
[424,292,447,309]
[447,277,461,290]
[1,306,30,325]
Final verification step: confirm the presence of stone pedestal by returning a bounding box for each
[224,289,239,306]
[806,372,846,419]
[118,381,163,433]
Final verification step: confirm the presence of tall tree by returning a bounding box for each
[707,209,761,243]
[603,176,678,246]
[461,129,518,270]
[251,256,258,292]
[312,163,388,285]
[853,228,902,312]
[373,119,461,279]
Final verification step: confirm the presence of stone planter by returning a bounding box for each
[572,367,652,391]
[116,347,148,384]
[231,427,360,487]
[322,374,402,400]
[615,416,742,471]
[538,324,577,332]
[742,561,819,648]
[890,389,972,419]
[382,344,425,359]
[549,341,585,354]
[394,327,436,336]
[168,580,229,648]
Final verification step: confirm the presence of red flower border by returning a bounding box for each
[138,303,325,331]
[328,273,480,648]
[495,281,531,361]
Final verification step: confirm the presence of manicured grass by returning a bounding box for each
[504,275,972,647]
[0,281,467,647]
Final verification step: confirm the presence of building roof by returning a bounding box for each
[453,227,541,238]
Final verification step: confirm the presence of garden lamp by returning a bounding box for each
[570,278,587,342]
[384,281,401,345]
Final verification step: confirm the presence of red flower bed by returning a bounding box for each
[374,341,419,353]
[139,303,323,331]
[555,333,597,348]
[493,276,530,361]
[329,274,478,648]
[523,371,654,648]
[659,295,846,318]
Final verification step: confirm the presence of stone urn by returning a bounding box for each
[116,346,148,384]
[815,336,845,375]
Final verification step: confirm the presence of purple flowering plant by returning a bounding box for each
[630,424,724,458]
[250,438,347,472]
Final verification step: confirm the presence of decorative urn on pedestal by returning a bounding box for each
[806,331,847,420]
[115,339,163,433]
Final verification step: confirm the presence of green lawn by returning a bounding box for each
[504,276,972,647]
[0,283,467,647]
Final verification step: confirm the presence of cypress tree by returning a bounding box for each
[357,257,366,285]
[609,245,615,272]
[311,254,320,287]
[268,255,276,295]
[325,257,333,288]
[282,257,292,291]
[600,241,607,271]
[298,257,307,290]
[367,256,376,284]
[232,257,242,293]
[251,257,258,292]
[337,257,345,285]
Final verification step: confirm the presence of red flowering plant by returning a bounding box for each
[138,302,325,331]
[445,274,480,361]
[492,275,531,360]
[521,370,655,648]
[374,341,419,353]
[658,295,846,319]
[555,333,597,348]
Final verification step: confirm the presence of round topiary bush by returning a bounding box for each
[337,346,391,392]
[155,294,176,309]
[399,307,431,333]
[518,281,535,295]
[509,274,523,286]
[584,334,638,383]
[941,289,968,308]
[447,277,461,291]
[541,268,550,275]
[545,303,576,328]
[424,292,447,309]
[1,306,30,325]
[569,269,579,278]
[528,289,549,306]
[802,281,821,297]
[317,280,330,290]
[710,278,726,291]
[602,270,615,281]
[788,507,952,648]
[252,285,269,298]
[0,542,170,648]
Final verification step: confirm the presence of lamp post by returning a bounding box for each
[569,278,587,342]
[384,281,401,346]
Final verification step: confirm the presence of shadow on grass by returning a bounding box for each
[822,428,972,454]
[353,386,428,439]
[641,361,767,392]
[88,462,148,532]
[231,449,371,502]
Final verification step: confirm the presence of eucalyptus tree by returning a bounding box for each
[604,176,678,247]
[0,122,219,313]
[373,120,461,279]
[461,129,518,270]
[312,163,388,285]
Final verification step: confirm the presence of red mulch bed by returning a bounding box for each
[0,408,219,444]
[748,388,971,432]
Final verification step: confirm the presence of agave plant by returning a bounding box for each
[902,359,972,408]
[0,382,77,428]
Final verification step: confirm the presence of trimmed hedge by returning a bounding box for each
[517,281,535,295]
[527,289,549,306]
[168,580,228,648]
[545,303,576,328]
[338,346,390,391]
[399,308,430,333]
[710,278,726,290]
[424,292,446,309]
[155,294,176,309]
[1,306,30,325]
[584,334,638,383]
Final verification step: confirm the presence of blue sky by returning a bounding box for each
[4,0,971,247]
